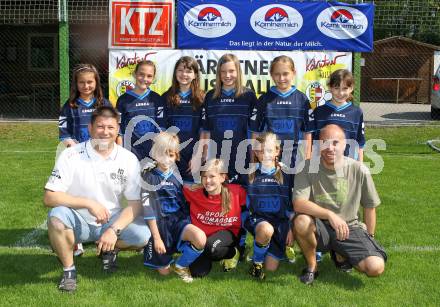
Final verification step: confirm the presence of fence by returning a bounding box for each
[0,0,439,122]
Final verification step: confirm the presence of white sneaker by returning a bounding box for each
[73,243,84,257]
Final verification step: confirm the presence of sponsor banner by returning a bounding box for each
[177,0,374,52]
[109,0,174,49]
[109,50,351,108]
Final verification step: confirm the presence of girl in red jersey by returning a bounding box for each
[183,159,246,277]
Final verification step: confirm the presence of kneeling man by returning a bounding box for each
[293,124,387,285]
[44,106,150,292]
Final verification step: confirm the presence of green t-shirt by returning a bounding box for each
[293,157,380,222]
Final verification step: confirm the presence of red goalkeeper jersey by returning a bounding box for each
[183,184,246,237]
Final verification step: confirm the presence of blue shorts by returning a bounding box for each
[245,216,290,260]
[48,206,150,247]
[143,212,191,269]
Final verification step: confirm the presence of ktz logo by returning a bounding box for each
[184,4,236,38]
[250,4,303,38]
[317,6,368,39]
[110,168,127,185]
[116,80,135,97]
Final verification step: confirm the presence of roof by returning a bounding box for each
[374,36,440,51]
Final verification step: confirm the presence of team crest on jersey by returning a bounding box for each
[116,80,135,97]
[110,168,127,185]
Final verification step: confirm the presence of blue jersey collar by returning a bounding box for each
[179,90,191,99]
[221,88,235,97]
[270,86,296,98]
[325,100,352,111]
[258,163,276,175]
[154,167,174,180]
[127,88,151,100]
[77,97,96,108]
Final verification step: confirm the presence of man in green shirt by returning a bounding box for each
[292,124,387,285]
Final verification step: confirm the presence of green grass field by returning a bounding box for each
[1,122,440,306]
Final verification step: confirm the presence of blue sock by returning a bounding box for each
[239,231,247,248]
[253,241,269,264]
[175,242,203,268]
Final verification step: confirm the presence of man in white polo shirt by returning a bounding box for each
[44,106,150,292]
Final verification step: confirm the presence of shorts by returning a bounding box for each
[143,212,191,269]
[314,218,387,266]
[244,216,290,260]
[48,206,150,247]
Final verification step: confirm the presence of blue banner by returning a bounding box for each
[177,1,374,52]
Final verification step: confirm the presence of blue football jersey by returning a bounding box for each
[202,88,257,182]
[251,86,311,143]
[251,86,311,168]
[58,98,112,143]
[244,166,293,224]
[141,168,188,221]
[308,101,365,158]
[163,89,203,182]
[116,89,166,161]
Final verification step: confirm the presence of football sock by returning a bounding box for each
[63,265,76,272]
[253,241,269,264]
[175,242,203,268]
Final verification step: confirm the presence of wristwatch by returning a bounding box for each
[109,225,121,238]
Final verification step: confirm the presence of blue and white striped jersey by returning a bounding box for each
[307,101,365,158]
[58,98,111,143]
[141,168,188,221]
[116,89,165,161]
[202,88,257,182]
[163,89,203,182]
[244,166,293,224]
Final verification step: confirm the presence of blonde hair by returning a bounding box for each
[249,132,283,184]
[213,54,245,99]
[270,55,296,75]
[150,131,180,162]
[201,159,231,215]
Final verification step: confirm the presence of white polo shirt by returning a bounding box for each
[45,140,141,226]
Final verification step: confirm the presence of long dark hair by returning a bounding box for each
[167,56,204,110]
[68,64,104,109]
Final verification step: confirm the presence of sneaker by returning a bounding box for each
[101,250,118,273]
[285,246,296,264]
[299,268,319,285]
[58,270,77,292]
[330,250,353,273]
[249,262,265,280]
[220,247,240,272]
[172,264,193,283]
[73,243,84,257]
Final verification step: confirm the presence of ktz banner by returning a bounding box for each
[109,50,352,108]
[109,0,174,48]
[177,0,374,52]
